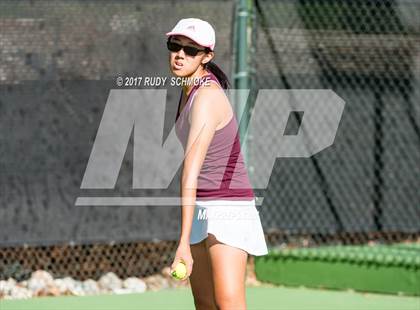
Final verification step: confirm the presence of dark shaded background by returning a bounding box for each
[0,0,419,249]
[0,0,235,246]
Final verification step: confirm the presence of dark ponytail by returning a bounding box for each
[204,61,231,90]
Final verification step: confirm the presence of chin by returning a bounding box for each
[171,70,183,77]
[171,69,189,77]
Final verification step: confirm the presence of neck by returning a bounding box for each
[183,68,210,95]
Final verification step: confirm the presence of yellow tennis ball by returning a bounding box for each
[171,261,187,280]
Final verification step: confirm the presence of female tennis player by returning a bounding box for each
[166,18,268,309]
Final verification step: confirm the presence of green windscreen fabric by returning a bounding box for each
[255,243,420,296]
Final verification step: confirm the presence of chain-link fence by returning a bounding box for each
[0,241,178,282]
[249,0,420,247]
[0,0,235,281]
[1,0,419,284]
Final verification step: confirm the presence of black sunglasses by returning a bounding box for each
[167,41,209,56]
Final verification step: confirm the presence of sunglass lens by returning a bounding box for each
[167,41,203,56]
[184,46,199,56]
[167,41,182,52]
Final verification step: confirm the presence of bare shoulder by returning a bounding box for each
[194,79,228,106]
[188,80,230,125]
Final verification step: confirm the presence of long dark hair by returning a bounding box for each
[204,60,231,90]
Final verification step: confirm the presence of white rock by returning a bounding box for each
[27,270,54,293]
[31,270,54,283]
[113,288,134,295]
[7,285,33,299]
[53,277,84,296]
[0,278,17,295]
[143,274,170,291]
[54,278,67,294]
[54,278,71,294]
[98,272,122,291]
[122,277,147,293]
[82,279,100,295]
[69,283,85,296]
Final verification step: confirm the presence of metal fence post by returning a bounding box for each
[233,0,251,166]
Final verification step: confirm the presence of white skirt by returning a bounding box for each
[190,198,269,256]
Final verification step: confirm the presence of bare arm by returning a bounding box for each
[170,84,226,279]
[178,86,221,245]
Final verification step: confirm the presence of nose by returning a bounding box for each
[175,48,186,58]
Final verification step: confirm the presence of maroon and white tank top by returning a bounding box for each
[175,71,255,201]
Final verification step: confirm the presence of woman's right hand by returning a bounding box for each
[170,241,193,280]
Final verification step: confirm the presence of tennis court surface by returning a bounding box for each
[1,286,419,310]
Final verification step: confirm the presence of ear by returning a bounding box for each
[202,51,214,65]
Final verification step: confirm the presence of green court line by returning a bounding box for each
[1,286,419,310]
